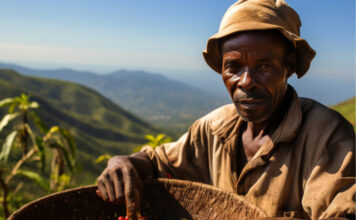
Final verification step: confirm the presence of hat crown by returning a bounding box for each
[219,0,301,36]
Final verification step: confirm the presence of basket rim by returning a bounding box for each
[9,178,267,219]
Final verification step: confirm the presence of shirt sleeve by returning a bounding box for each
[302,119,356,219]
[140,117,212,184]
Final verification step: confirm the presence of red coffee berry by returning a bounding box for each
[118,216,124,220]
[125,216,129,220]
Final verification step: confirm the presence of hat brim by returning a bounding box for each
[203,21,316,78]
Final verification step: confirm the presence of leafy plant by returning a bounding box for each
[0,94,76,218]
[132,133,172,153]
[95,154,112,164]
[95,133,172,167]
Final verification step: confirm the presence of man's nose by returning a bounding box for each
[237,69,256,90]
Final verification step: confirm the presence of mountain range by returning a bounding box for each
[0,62,229,134]
[0,69,164,184]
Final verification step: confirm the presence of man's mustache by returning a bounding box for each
[233,90,268,102]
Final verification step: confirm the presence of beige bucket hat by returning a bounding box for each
[203,0,316,78]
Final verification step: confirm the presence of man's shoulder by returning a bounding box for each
[299,97,354,136]
[204,103,237,120]
[193,103,239,133]
[300,97,349,123]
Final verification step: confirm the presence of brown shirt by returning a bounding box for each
[142,87,355,219]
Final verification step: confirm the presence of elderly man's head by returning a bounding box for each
[203,0,316,78]
[203,0,316,125]
[220,30,296,123]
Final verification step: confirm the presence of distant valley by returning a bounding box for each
[0,62,229,134]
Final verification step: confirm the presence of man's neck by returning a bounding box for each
[251,87,292,137]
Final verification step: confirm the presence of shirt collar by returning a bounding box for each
[211,85,302,145]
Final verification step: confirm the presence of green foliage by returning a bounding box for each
[0,131,17,162]
[144,134,172,148]
[0,69,168,187]
[0,112,20,133]
[16,170,50,192]
[0,182,26,218]
[94,133,173,179]
[95,154,112,164]
[132,133,172,153]
[0,93,77,218]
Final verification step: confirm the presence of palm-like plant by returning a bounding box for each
[0,94,76,218]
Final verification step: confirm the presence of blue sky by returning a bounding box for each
[0,0,354,104]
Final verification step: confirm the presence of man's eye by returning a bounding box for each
[259,64,272,70]
[226,64,242,71]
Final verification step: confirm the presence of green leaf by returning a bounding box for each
[95,154,112,164]
[8,103,17,113]
[163,137,173,144]
[0,130,18,162]
[24,124,37,150]
[132,146,142,153]
[0,98,17,109]
[29,101,39,109]
[0,112,20,133]
[48,126,60,135]
[59,128,76,159]
[144,134,156,142]
[156,134,165,141]
[16,170,50,192]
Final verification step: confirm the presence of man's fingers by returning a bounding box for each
[123,169,136,219]
[104,174,116,202]
[97,180,109,201]
[113,170,125,201]
[123,167,142,220]
[95,190,101,197]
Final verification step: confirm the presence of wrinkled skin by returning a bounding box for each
[96,152,154,220]
[221,30,296,161]
[221,30,296,137]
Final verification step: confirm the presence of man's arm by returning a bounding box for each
[96,152,154,220]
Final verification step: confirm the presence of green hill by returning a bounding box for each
[0,63,228,134]
[0,69,166,184]
[331,96,355,131]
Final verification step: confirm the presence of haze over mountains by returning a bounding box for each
[0,62,229,134]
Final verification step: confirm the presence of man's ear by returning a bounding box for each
[286,52,297,78]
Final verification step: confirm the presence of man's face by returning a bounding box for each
[221,31,293,123]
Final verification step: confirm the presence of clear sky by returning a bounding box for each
[0,0,354,104]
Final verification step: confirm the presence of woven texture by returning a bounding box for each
[9,178,267,220]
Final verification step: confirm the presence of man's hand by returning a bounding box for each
[96,152,155,220]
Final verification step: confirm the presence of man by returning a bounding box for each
[97,0,355,219]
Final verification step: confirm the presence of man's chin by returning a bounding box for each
[235,106,269,123]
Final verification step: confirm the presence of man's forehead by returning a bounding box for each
[221,30,289,55]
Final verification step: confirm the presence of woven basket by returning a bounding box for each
[9,178,267,220]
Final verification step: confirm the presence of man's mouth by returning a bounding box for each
[235,99,264,109]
